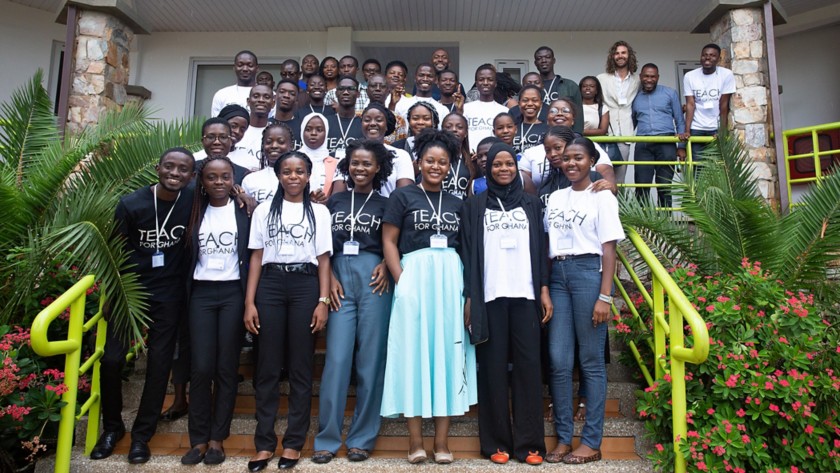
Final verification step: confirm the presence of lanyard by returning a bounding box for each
[447,158,462,189]
[309,104,326,114]
[520,122,536,143]
[496,197,510,220]
[543,76,558,103]
[349,190,373,242]
[420,185,444,235]
[337,115,356,145]
[153,184,181,252]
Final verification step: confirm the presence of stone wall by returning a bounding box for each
[710,7,777,202]
[66,10,133,135]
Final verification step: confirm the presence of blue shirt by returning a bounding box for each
[632,85,685,137]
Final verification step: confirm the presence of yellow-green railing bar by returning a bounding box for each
[30,275,98,473]
[782,122,840,208]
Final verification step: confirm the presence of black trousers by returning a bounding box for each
[187,280,245,446]
[171,314,190,385]
[253,267,319,452]
[476,298,546,461]
[99,299,185,442]
[634,140,677,208]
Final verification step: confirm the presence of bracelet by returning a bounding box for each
[578,403,586,408]
[598,293,613,304]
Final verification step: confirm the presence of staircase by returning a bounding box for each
[36,330,653,472]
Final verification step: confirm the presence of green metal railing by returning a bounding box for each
[613,229,710,473]
[782,122,840,208]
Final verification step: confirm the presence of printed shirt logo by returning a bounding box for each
[484,208,528,232]
[137,225,186,249]
[198,231,238,255]
[410,209,460,232]
[331,210,382,235]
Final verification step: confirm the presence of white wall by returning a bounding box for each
[0,1,66,104]
[775,24,840,130]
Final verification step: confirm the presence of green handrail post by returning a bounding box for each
[84,300,108,455]
[30,275,96,473]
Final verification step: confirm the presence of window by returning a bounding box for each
[48,40,65,114]
[495,59,529,85]
[675,60,702,102]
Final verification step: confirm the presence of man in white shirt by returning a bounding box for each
[232,84,274,171]
[683,43,736,161]
[210,51,259,117]
[597,40,640,184]
[463,64,509,150]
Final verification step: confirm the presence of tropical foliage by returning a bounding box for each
[0,71,202,343]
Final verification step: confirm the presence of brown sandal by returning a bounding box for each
[563,449,602,464]
[545,445,572,463]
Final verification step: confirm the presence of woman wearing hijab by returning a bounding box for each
[299,112,339,204]
[459,142,552,465]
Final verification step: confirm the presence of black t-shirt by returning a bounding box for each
[327,190,388,257]
[293,105,336,121]
[509,105,549,123]
[514,122,548,154]
[326,114,364,155]
[269,115,302,151]
[115,185,194,301]
[441,157,472,200]
[383,185,462,254]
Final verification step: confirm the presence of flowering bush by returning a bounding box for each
[616,260,840,472]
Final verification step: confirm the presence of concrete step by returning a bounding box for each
[36,448,653,473]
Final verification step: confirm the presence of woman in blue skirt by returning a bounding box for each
[380,128,477,464]
[312,140,394,464]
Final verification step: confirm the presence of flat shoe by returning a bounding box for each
[159,404,189,422]
[203,447,225,465]
[490,449,510,464]
[311,450,334,464]
[247,454,274,472]
[278,456,299,469]
[545,445,572,463]
[180,447,205,465]
[563,450,602,464]
[346,448,370,462]
[525,451,543,465]
[434,451,454,464]
[407,449,427,464]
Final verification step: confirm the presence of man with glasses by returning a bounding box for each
[324,55,369,112]
[327,76,364,157]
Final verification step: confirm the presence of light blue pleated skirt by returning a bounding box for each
[380,247,478,418]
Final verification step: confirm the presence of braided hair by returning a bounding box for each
[406,101,440,135]
[186,155,235,250]
[268,151,317,244]
[538,126,577,197]
[259,122,294,170]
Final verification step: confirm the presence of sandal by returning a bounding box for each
[545,445,572,463]
[490,449,509,464]
[525,451,544,465]
[563,449,602,464]
[346,448,370,462]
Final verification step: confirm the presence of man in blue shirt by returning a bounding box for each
[632,63,687,208]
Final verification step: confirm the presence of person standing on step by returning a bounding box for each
[211,50,259,117]
[597,40,641,184]
[271,79,302,149]
[380,129,478,465]
[460,142,552,466]
[296,74,336,119]
[244,151,332,471]
[320,56,340,96]
[683,43,735,161]
[464,64,509,148]
[544,137,624,465]
[438,69,465,115]
[311,140,394,465]
[180,156,251,466]
[90,148,195,464]
[533,46,583,135]
[326,76,364,158]
[233,84,275,171]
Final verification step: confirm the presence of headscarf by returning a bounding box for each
[363,102,396,137]
[218,104,250,123]
[299,112,331,163]
[485,142,524,211]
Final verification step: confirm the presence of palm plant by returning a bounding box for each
[0,71,202,343]
[620,127,840,299]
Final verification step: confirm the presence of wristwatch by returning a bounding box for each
[318,296,331,306]
[598,294,613,304]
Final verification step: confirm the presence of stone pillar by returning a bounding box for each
[66,11,134,135]
[709,7,777,202]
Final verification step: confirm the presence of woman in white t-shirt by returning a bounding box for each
[543,137,625,465]
[181,156,251,466]
[579,76,610,137]
[241,122,294,204]
[244,151,333,470]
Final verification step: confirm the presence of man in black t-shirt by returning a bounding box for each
[90,148,196,464]
[533,46,583,134]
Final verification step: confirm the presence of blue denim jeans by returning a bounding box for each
[547,256,607,449]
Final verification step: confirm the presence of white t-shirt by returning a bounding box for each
[393,96,450,131]
[544,185,625,258]
[194,200,240,281]
[521,143,612,187]
[249,199,333,265]
[381,144,416,197]
[211,84,251,118]
[583,103,601,131]
[683,67,736,131]
[230,125,264,171]
[463,100,509,150]
[241,167,277,204]
[483,207,534,302]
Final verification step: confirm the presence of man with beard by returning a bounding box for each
[464,64,509,147]
[324,55,369,112]
[327,76,364,157]
[393,63,450,128]
[211,51,259,117]
[597,40,640,183]
[533,46,582,134]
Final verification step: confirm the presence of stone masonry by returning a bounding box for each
[710,7,777,202]
[66,10,134,135]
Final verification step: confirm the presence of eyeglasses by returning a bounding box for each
[337,86,358,92]
[202,134,230,142]
[549,107,572,114]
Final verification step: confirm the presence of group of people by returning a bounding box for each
[89,40,733,469]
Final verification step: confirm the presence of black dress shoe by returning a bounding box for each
[203,447,226,465]
[247,457,272,472]
[277,456,299,469]
[90,428,125,460]
[127,440,151,464]
[159,404,189,421]
[180,447,206,465]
